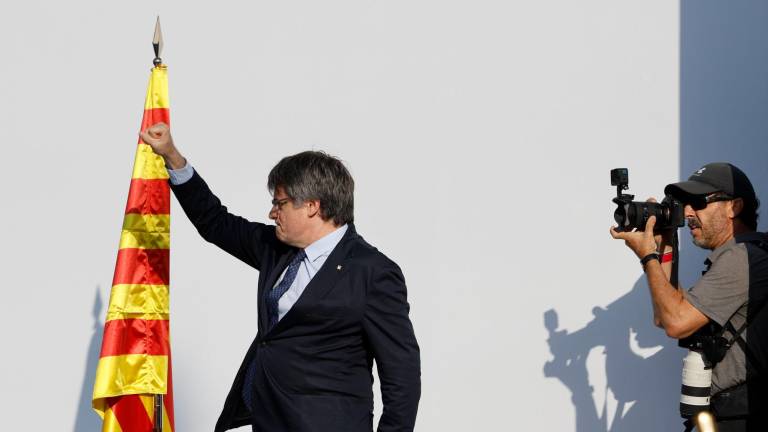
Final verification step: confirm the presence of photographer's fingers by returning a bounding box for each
[610,226,625,239]
[611,221,657,258]
[635,216,660,257]
[645,215,657,233]
[610,227,642,256]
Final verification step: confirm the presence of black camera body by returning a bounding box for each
[679,328,731,368]
[611,168,685,232]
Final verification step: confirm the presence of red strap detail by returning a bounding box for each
[661,252,674,263]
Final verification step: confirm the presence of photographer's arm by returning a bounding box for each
[643,259,707,338]
[610,216,708,339]
[651,235,675,326]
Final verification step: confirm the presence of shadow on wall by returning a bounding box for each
[73,286,104,432]
[544,278,685,432]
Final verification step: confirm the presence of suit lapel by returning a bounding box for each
[259,250,296,333]
[266,225,360,335]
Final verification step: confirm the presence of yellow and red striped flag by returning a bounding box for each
[92,65,175,432]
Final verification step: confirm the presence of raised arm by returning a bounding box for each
[140,122,283,270]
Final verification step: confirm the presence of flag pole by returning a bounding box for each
[153,16,163,67]
[152,15,164,432]
[153,394,164,432]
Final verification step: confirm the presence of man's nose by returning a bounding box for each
[268,208,277,220]
[684,204,695,217]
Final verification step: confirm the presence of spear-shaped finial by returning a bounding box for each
[153,16,163,67]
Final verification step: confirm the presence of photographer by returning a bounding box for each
[611,163,768,431]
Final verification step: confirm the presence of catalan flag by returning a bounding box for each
[92,64,175,432]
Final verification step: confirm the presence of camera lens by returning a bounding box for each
[614,207,628,227]
[680,350,711,417]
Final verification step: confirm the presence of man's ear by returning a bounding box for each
[729,198,744,219]
[306,199,322,218]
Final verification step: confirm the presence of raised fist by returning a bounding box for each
[140,122,174,157]
[139,122,185,169]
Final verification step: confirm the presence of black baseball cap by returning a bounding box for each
[664,162,756,207]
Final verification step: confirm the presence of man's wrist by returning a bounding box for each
[166,161,194,185]
[163,150,186,170]
[640,252,661,267]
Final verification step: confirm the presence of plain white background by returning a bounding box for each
[2,1,765,431]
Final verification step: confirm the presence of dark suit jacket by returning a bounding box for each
[171,171,421,432]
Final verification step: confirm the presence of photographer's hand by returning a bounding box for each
[609,215,658,259]
[646,197,675,255]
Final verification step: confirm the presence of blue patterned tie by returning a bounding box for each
[242,249,306,411]
[266,249,306,330]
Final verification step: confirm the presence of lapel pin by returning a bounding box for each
[337,265,343,271]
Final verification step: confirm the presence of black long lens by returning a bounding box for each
[614,202,666,231]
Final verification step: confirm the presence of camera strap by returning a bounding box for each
[717,303,768,375]
[712,304,749,361]
[670,230,679,288]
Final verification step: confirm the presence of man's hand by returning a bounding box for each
[139,122,186,169]
[611,197,677,258]
[646,197,676,249]
[610,215,659,259]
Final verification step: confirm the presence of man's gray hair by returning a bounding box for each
[267,150,354,225]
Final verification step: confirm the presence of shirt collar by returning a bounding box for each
[704,237,736,265]
[304,224,348,263]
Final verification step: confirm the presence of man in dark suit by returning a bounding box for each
[140,123,421,432]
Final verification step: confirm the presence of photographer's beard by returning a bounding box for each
[687,210,729,250]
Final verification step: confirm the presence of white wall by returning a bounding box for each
[1,1,689,430]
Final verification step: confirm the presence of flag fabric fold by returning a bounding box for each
[93,65,175,432]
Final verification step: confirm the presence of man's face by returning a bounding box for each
[684,194,735,250]
[269,186,309,247]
